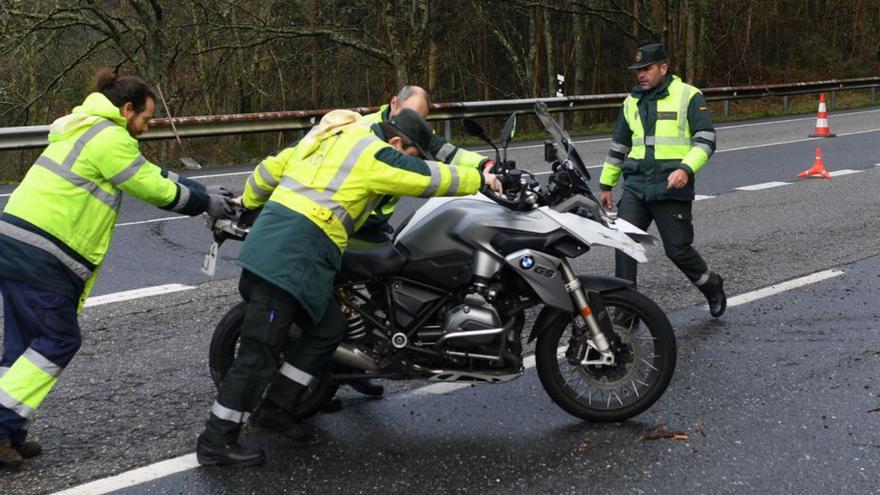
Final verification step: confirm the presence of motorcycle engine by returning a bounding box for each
[441,293,502,346]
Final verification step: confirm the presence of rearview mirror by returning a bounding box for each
[461,118,492,145]
[500,113,517,149]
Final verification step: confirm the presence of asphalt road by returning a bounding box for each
[1,107,879,494]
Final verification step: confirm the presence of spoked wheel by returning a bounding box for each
[535,288,676,422]
[209,302,340,420]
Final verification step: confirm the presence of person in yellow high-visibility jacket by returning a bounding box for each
[0,69,234,468]
[598,44,726,320]
[196,109,501,467]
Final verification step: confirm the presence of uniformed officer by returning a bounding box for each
[196,109,500,467]
[357,85,493,242]
[598,44,726,319]
[0,69,234,468]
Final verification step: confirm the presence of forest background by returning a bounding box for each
[1,0,878,178]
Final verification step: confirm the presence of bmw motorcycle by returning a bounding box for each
[203,102,676,423]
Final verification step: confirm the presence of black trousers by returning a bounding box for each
[204,270,347,444]
[615,190,711,287]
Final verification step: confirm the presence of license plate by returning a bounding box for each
[201,240,220,277]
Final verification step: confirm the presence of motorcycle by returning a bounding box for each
[203,102,676,422]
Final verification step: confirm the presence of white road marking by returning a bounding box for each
[0,193,10,198]
[52,265,846,494]
[50,454,199,495]
[726,269,844,308]
[694,195,715,201]
[828,169,860,177]
[83,284,195,308]
[190,171,251,179]
[736,181,790,191]
[116,216,189,227]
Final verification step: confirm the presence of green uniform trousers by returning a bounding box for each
[204,270,346,444]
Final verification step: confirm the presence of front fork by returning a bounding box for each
[559,260,616,366]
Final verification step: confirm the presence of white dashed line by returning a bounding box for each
[83,284,196,308]
[735,181,790,191]
[116,216,190,227]
[694,195,715,201]
[827,169,860,177]
[726,269,844,308]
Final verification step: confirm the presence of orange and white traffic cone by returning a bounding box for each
[808,93,836,137]
[797,146,831,179]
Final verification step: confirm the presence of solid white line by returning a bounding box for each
[83,284,195,308]
[727,269,844,308]
[827,169,860,177]
[736,181,790,191]
[50,453,199,495]
[0,193,10,198]
[694,195,715,201]
[116,216,190,227]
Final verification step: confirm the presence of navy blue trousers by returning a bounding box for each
[0,277,80,446]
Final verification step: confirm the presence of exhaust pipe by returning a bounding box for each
[332,343,379,371]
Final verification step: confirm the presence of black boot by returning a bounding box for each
[250,401,318,443]
[15,440,41,459]
[196,433,265,467]
[0,437,23,469]
[346,379,384,397]
[700,273,727,318]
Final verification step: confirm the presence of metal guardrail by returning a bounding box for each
[1,77,878,152]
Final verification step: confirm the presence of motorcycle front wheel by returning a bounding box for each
[535,288,676,422]
[209,302,340,420]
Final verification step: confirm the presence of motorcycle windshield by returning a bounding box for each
[534,101,591,182]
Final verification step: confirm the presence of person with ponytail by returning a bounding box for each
[0,68,235,467]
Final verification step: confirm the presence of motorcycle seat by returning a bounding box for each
[339,241,407,282]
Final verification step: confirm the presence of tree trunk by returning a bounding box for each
[544,7,555,96]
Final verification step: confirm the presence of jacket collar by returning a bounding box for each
[48,92,128,141]
[630,73,676,101]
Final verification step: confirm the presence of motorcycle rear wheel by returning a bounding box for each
[209,302,340,420]
[535,288,676,422]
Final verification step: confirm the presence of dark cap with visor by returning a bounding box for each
[388,108,435,160]
[628,43,669,70]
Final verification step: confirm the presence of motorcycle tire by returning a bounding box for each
[208,302,340,420]
[535,288,676,422]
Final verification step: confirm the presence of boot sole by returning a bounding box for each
[197,452,266,467]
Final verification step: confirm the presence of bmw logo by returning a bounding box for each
[520,255,535,269]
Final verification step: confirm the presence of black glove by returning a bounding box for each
[207,194,235,219]
[206,185,235,198]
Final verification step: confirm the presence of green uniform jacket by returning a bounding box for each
[599,74,717,202]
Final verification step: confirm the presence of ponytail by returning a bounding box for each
[94,68,155,113]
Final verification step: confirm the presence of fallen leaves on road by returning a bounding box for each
[640,423,689,441]
[574,437,593,453]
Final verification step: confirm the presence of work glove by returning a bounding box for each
[207,193,236,219]
[206,185,235,198]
